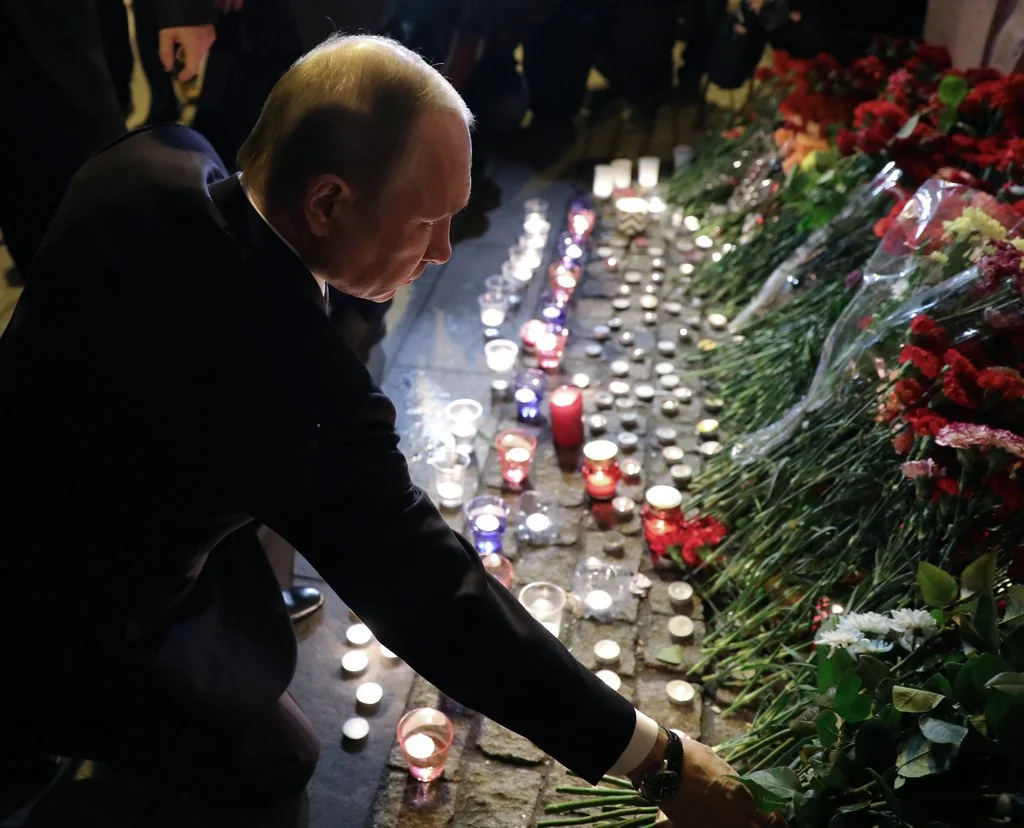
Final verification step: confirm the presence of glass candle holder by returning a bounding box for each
[514,370,546,423]
[503,259,532,288]
[539,293,568,330]
[516,491,558,546]
[610,158,632,189]
[464,494,509,554]
[642,485,685,551]
[518,581,567,637]
[592,164,615,199]
[429,448,470,509]
[615,196,650,237]
[508,243,536,276]
[397,708,454,783]
[637,156,660,188]
[535,326,568,372]
[444,398,483,454]
[522,215,551,243]
[495,429,537,491]
[558,236,585,265]
[549,263,580,304]
[486,272,522,307]
[568,207,596,240]
[479,291,509,328]
[516,238,542,269]
[549,385,584,448]
[523,198,549,220]
[581,440,621,501]
[519,319,546,354]
[483,339,519,374]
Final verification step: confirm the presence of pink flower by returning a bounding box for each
[901,459,947,479]
[936,423,1024,458]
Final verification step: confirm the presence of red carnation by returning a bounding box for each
[943,349,982,409]
[933,477,961,500]
[905,408,950,437]
[892,430,915,455]
[978,366,1024,400]
[988,473,1024,510]
[895,377,925,405]
[910,314,950,353]
[899,344,943,379]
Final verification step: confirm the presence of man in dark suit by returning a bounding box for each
[0,35,771,827]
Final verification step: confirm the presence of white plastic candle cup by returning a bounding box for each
[637,156,660,188]
[610,158,632,189]
[444,398,484,453]
[430,448,471,509]
[592,164,615,199]
[518,582,567,638]
[486,273,522,306]
[483,339,519,374]
[479,291,509,327]
[523,198,549,220]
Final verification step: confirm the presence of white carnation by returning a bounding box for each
[889,608,938,636]
[815,628,865,655]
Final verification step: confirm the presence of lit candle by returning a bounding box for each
[706,313,728,331]
[356,681,384,710]
[464,495,509,554]
[696,419,720,439]
[346,623,373,647]
[661,399,680,418]
[343,717,370,741]
[662,446,684,465]
[637,156,660,188]
[698,441,723,457]
[523,214,550,237]
[519,581,567,637]
[519,319,547,353]
[666,680,696,706]
[342,650,369,675]
[592,164,615,199]
[594,639,621,665]
[670,463,694,489]
[585,589,613,612]
[642,485,684,559]
[525,513,552,533]
[549,385,584,448]
[535,326,568,372]
[445,398,483,454]
[582,440,620,501]
[380,645,400,662]
[572,372,590,389]
[612,496,635,520]
[656,427,678,446]
[635,384,655,403]
[617,432,639,452]
[684,215,700,233]
[668,581,694,612]
[610,158,632,189]
[596,670,622,691]
[615,196,649,237]
[496,430,537,491]
[397,709,453,783]
[695,234,714,249]
[482,552,514,587]
[405,733,435,760]
[610,359,630,377]
[515,387,541,423]
[669,615,695,642]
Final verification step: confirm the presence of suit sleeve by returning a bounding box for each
[248,372,637,784]
[157,0,217,28]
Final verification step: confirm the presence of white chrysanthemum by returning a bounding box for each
[839,612,893,637]
[851,637,894,655]
[815,628,865,654]
[889,608,938,635]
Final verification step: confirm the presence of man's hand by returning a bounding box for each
[158,25,217,82]
[659,739,784,828]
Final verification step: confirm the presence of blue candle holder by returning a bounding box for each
[538,291,568,329]
[464,495,509,555]
[514,387,541,423]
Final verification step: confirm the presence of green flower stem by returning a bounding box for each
[545,796,648,813]
[538,808,658,826]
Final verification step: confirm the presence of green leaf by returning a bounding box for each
[867,768,902,814]
[655,645,685,665]
[973,590,1000,654]
[893,685,945,713]
[897,732,938,778]
[895,112,922,141]
[835,672,872,722]
[937,107,957,134]
[985,672,1024,700]
[817,709,839,748]
[918,562,958,607]
[818,646,854,693]
[733,768,799,813]
[925,673,955,699]
[938,73,970,108]
[961,552,997,596]
[856,655,891,693]
[1006,585,1024,622]
[919,716,968,745]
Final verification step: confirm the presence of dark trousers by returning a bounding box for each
[0,0,125,273]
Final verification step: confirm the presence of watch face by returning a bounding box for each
[645,770,680,802]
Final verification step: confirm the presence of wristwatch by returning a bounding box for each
[635,727,685,803]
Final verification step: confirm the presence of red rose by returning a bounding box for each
[905,408,950,437]
[899,344,943,379]
[978,366,1024,400]
[892,430,915,455]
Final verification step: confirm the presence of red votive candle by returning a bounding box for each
[496,429,538,491]
[582,440,621,500]
[520,319,547,354]
[550,385,584,448]
[549,262,580,304]
[642,485,684,547]
[535,326,568,372]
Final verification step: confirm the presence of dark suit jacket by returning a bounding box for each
[0,125,635,783]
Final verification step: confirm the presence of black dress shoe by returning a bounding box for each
[282,586,324,623]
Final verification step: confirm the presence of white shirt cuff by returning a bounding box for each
[605,709,660,776]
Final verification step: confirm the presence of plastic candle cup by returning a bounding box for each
[514,370,546,423]
[535,326,568,372]
[596,670,622,691]
[666,680,696,706]
[518,581,567,637]
[504,257,533,285]
[517,491,558,546]
[642,485,685,555]
[444,398,483,454]
[523,197,549,220]
[549,263,579,304]
[519,319,547,354]
[478,291,509,328]
[559,238,585,264]
[538,292,568,330]
[483,339,519,374]
[581,440,621,501]
[463,495,509,555]
[518,238,542,269]
[610,158,632,189]
[486,272,522,307]
[397,708,454,783]
[495,429,538,491]
[592,164,615,199]
[549,385,584,448]
[429,447,471,509]
[637,156,660,188]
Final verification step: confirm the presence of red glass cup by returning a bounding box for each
[496,429,538,491]
[550,385,584,448]
[641,484,684,548]
[535,326,568,372]
[397,708,455,783]
[581,440,621,500]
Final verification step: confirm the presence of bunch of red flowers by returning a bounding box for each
[647,516,727,569]
[882,248,1024,521]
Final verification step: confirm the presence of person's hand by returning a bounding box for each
[659,738,785,828]
[158,24,216,82]
[215,0,246,14]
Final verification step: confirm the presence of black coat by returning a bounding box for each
[0,125,635,783]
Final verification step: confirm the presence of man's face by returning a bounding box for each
[324,110,472,302]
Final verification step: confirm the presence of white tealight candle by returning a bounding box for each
[380,645,400,662]
[585,590,613,612]
[356,682,384,707]
[505,446,531,464]
[404,733,436,760]
[342,650,369,675]
[342,717,370,741]
[481,308,506,327]
[475,514,500,532]
[680,262,695,276]
[572,372,591,389]
[706,313,728,331]
[596,670,622,691]
[668,615,695,642]
[684,215,700,233]
[696,235,714,250]
[436,481,464,505]
[668,581,694,609]
[525,513,552,533]
[346,623,374,647]
[610,360,630,377]
[666,680,696,706]
[594,639,621,665]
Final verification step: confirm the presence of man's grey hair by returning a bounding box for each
[237,34,473,210]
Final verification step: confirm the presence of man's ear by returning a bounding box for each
[304,174,352,238]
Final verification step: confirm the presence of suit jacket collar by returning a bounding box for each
[209,174,327,313]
